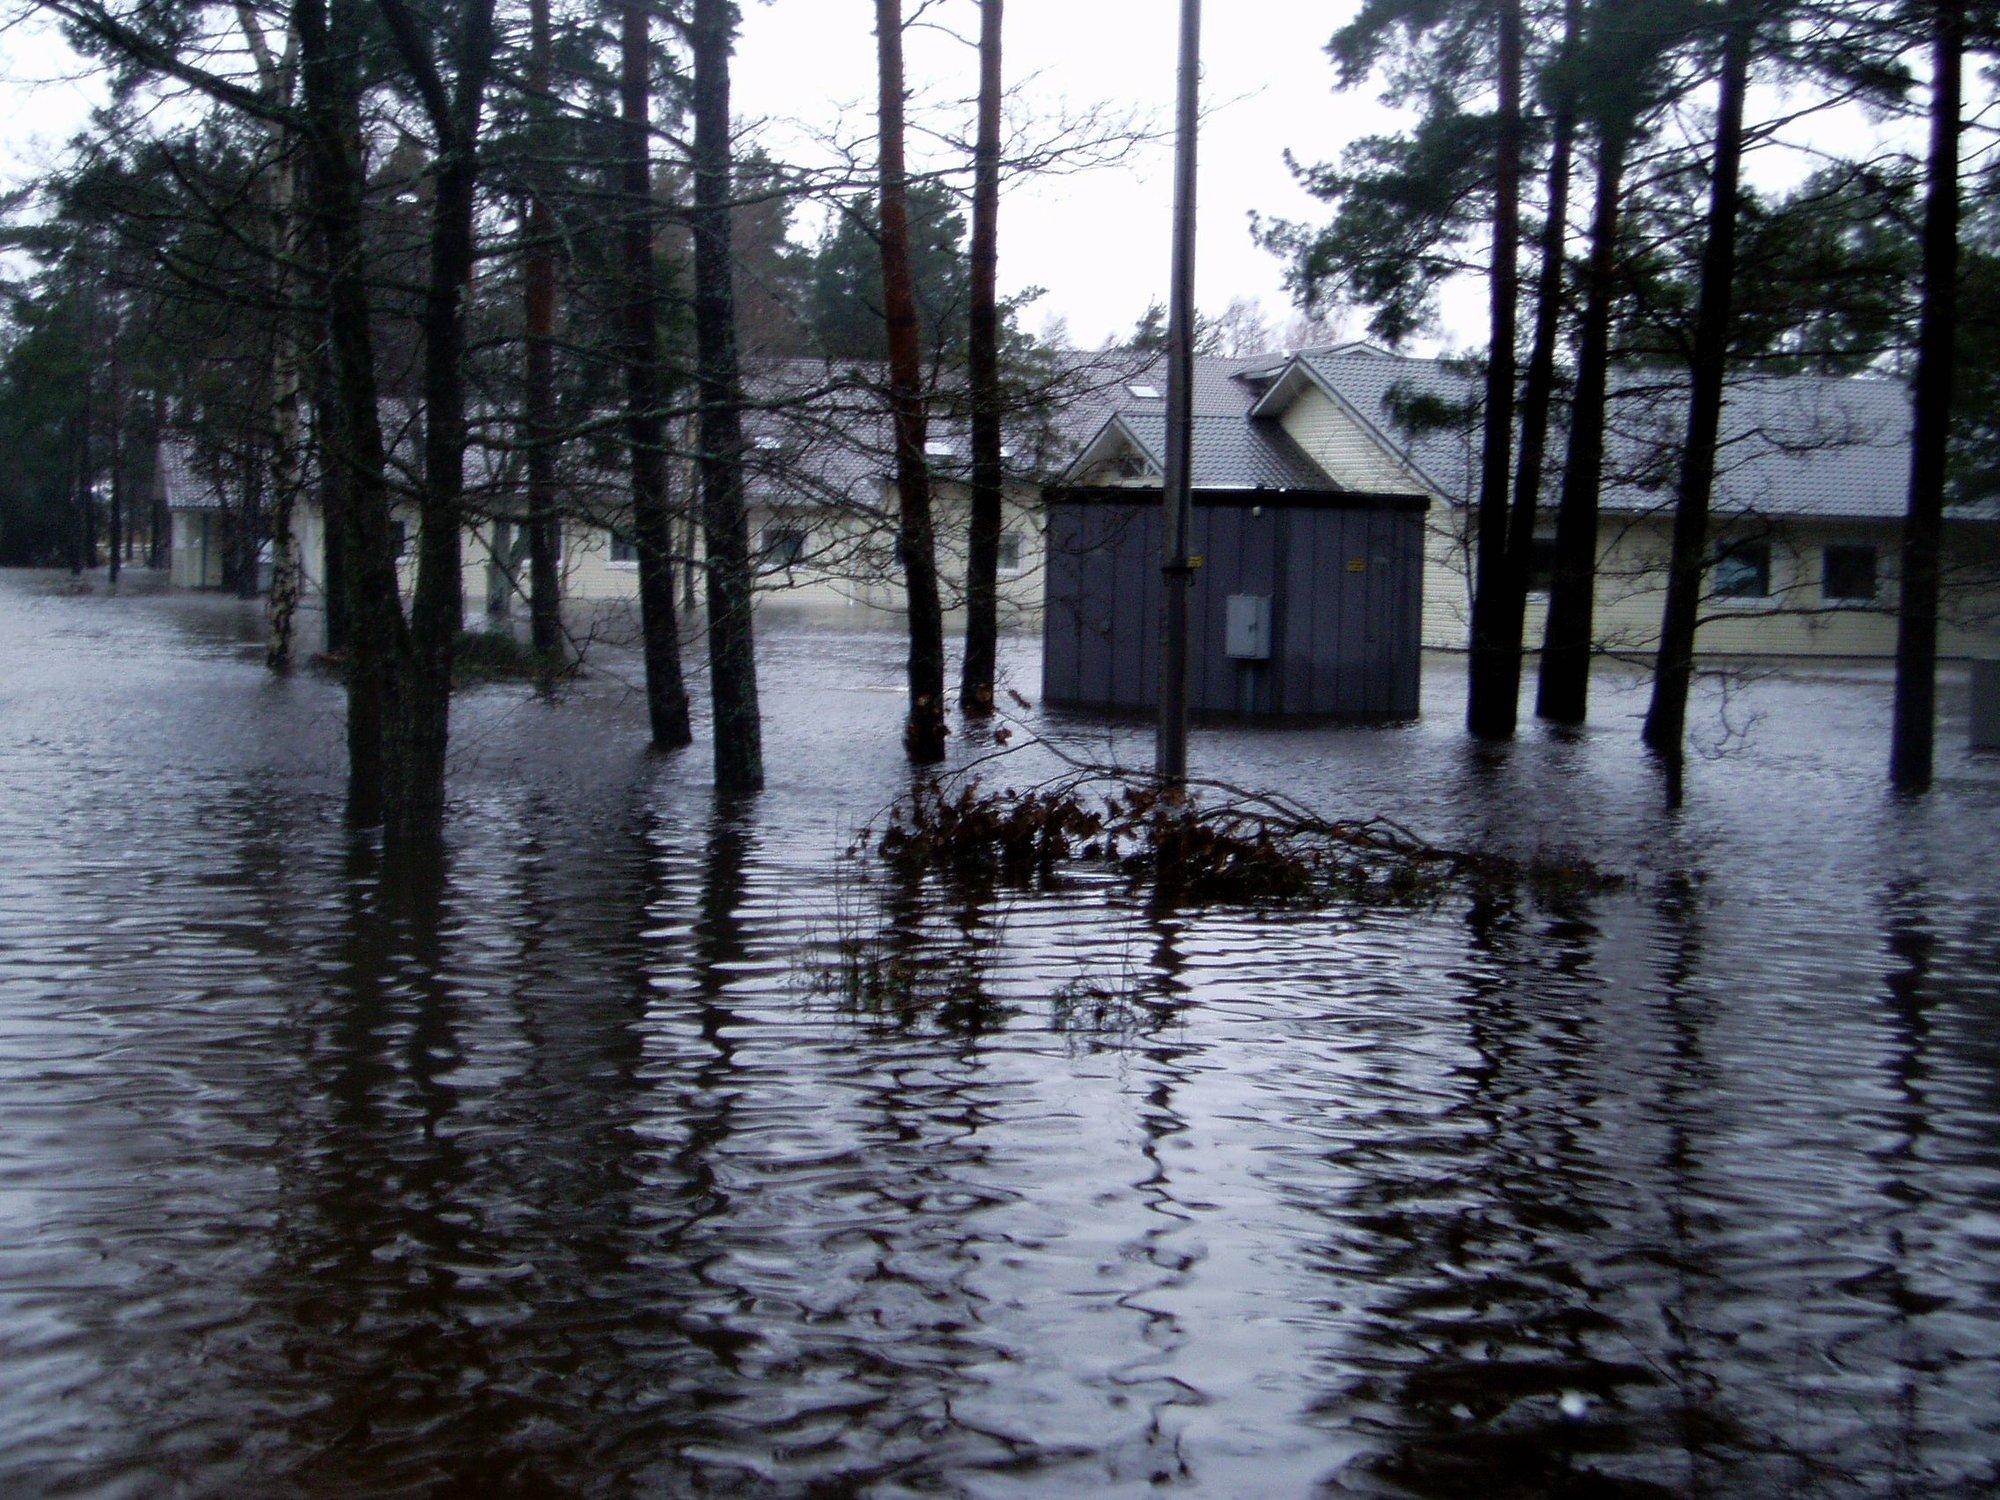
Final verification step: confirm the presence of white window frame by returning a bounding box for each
[996,530,1026,575]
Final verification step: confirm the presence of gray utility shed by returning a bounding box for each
[1043,486,1430,721]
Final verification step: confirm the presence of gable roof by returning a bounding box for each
[1601,372,1918,522]
[1067,410,1335,491]
[1249,347,1992,526]
[158,441,231,512]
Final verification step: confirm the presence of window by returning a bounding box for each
[996,531,1024,574]
[1126,383,1162,400]
[1823,543,1878,602]
[763,527,807,569]
[925,440,956,458]
[609,531,638,565]
[1712,539,1771,600]
[1528,534,1559,594]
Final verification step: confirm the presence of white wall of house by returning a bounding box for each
[169,510,225,589]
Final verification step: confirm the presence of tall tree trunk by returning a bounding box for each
[876,0,948,762]
[147,389,166,570]
[681,501,699,612]
[266,169,304,656]
[77,304,97,575]
[620,0,693,750]
[690,0,763,792]
[240,4,304,667]
[524,0,563,663]
[959,0,1005,715]
[1642,2,1754,800]
[1491,0,1582,735]
[107,290,124,590]
[71,409,88,575]
[1536,120,1630,724]
[1465,0,1523,738]
[234,455,263,599]
[1891,0,1963,794]
[299,0,398,825]
[380,0,501,848]
[312,337,352,656]
[265,147,305,664]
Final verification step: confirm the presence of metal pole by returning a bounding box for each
[1156,0,1200,787]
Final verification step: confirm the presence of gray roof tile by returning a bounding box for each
[1115,412,1334,490]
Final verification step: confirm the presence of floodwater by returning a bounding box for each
[2,569,1998,1498]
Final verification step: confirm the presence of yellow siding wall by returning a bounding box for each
[277,473,2000,661]
[1279,387,1427,492]
[1420,506,2000,658]
[557,479,1048,622]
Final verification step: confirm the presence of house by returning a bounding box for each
[160,441,232,589]
[545,359,1063,622]
[218,343,1999,666]
[1064,344,2000,661]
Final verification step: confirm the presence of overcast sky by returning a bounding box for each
[731,0,1410,349]
[0,1,1952,355]
[1,1,1431,346]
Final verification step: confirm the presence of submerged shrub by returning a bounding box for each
[861,768,1620,912]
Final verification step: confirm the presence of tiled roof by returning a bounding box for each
[1297,347,1988,525]
[158,441,230,511]
[1299,347,1484,500]
[1601,372,1917,522]
[1115,412,1334,491]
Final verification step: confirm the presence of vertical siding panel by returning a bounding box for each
[1400,512,1416,716]
[1344,511,1370,714]
[1079,507,1114,707]
[1281,510,1311,713]
[1210,507,1243,714]
[1041,503,1076,703]
[1055,504,1085,704]
[1112,509,1148,708]
[1190,506,1218,714]
[1367,511,1390,713]
[1138,506,1162,712]
[1250,506,1279,714]
[1315,510,1343,715]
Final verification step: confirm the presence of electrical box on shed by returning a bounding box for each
[1225,594,1272,660]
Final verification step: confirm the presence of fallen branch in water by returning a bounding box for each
[852,732,1620,909]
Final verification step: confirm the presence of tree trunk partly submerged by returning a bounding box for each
[298,0,395,827]
[620,0,693,751]
[1536,121,1630,726]
[1487,0,1580,739]
[1890,0,1964,794]
[1642,2,1755,801]
[377,0,501,849]
[876,0,948,763]
[523,0,563,665]
[1464,0,1523,739]
[690,0,764,792]
[959,0,1005,716]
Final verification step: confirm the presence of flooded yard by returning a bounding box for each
[2,568,1997,1496]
